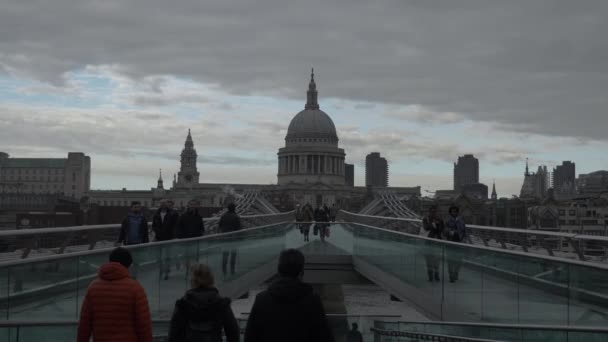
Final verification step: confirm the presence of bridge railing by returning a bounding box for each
[0,315,399,341]
[0,211,293,260]
[374,320,608,341]
[0,220,294,321]
[347,220,608,326]
[339,210,608,262]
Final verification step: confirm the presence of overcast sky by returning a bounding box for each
[1,1,608,197]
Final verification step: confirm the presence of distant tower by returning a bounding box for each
[491,180,497,200]
[172,174,177,189]
[365,153,388,187]
[525,158,530,176]
[157,169,164,190]
[176,129,200,188]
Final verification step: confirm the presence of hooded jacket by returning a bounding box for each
[77,262,152,342]
[168,287,239,342]
[244,277,334,342]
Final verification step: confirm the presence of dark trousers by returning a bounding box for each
[448,258,462,281]
[425,254,440,281]
[222,249,237,276]
[447,240,463,281]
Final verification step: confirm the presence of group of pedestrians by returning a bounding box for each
[117,199,242,280]
[422,205,468,283]
[77,247,336,342]
[295,203,338,242]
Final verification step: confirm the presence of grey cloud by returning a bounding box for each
[130,93,208,107]
[1,0,608,141]
[383,106,465,125]
[354,103,376,110]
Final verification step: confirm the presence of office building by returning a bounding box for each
[453,154,479,191]
[365,152,388,187]
[345,163,354,187]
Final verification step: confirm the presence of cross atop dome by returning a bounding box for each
[305,68,319,110]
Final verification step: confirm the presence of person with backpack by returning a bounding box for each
[422,205,444,282]
[445,205,467,283]
[244,249,334,342]
[168,264,239,342]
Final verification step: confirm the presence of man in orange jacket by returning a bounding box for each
[77,247,153,342]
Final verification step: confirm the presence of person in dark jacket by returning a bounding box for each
[314,205,330,242]
[175,200,204,277]
[153,199,180,280]
[346,323,363,342]
[78,247,152,342]
[153,200,179,241]
[329,204,338,223]
[445,205,467,283]
[118,201,149,246]
[422,205,444,282]
[244,249,334,342]
[304,203,314,241]
[176,200,204,239]
[218,203,241,277]
[168,263,239,342]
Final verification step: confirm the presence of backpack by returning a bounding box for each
[185,319,222,342]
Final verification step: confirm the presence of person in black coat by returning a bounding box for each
[152,200,179,241]
[218,203,242,277]
[175,200,204,276]
[314,206,330,242]
[422,205,444,282]
[176,200,204,239]
[152,200,180,280]
[168,264,239,342]
[244,249,334,342]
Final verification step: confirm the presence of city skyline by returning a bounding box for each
[2,2,608,197]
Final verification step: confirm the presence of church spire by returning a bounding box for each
[491,179,497,200]
[185,128,193,148]
[305,68,319,110]
[525,158,529,176]
[157,169,164,189]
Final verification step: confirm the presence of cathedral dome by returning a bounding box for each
[286,108,337,140]
[285,69,338,143]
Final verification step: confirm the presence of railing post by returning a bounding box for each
[568,238,586,261]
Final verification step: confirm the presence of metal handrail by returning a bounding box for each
[382,320,608,333]
[0,220,293,267]
[0,211,292,237]
[345,221,608,270]
[341,210,608,261]
[0,314,401,327]
[370,328,507,342]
